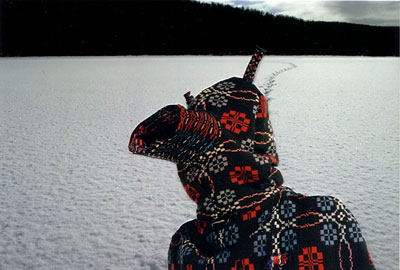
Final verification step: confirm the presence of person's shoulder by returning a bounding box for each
[280,186,355,222]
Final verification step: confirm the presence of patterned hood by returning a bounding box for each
[129,48,283,223]
[129,50,375,270]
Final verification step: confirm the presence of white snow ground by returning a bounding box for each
[0,56,399,270]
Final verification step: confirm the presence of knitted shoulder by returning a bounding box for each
[280,187,356,220]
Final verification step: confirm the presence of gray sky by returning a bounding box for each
[197,0,400,26]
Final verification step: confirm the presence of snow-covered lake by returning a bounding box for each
[0,56,398,269]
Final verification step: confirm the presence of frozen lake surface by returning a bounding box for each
[0,56,399,269]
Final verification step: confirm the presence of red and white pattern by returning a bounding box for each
[229,166,260,185]
[221,110,251,134]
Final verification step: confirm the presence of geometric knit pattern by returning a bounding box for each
[167,187,375,270]
[128,49,375,270]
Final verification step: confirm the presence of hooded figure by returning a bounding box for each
[129,48,375,270]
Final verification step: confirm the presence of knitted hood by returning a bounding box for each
[129,49,283,223]
[129,51,376,270]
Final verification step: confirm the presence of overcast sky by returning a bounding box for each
[197,0,400,26]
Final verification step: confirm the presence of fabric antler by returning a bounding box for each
[243,46,267,83]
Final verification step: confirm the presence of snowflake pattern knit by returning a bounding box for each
[129,49,375,270]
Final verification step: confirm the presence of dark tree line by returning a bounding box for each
[0,0,398,56]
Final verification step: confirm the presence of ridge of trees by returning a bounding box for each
[1,0,398,56]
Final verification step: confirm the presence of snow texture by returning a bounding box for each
[0,56,399,269]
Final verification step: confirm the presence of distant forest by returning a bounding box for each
[0,0,399,56]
